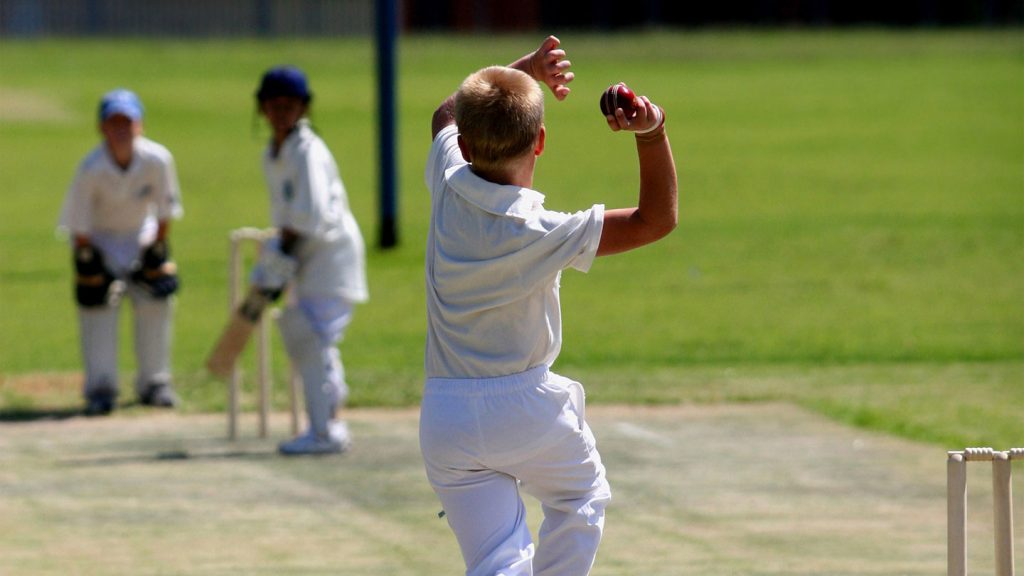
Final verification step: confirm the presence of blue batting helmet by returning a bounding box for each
[256,66,313,104]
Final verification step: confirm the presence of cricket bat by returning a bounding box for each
[205,287,274,379]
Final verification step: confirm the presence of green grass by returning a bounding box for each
[1,31,1021,447]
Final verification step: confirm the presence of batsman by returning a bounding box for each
[243,66,369,456]
[58,89,183,416]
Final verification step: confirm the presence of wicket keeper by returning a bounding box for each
[58,89,183,416]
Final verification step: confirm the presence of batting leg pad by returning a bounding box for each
[278,307,348,437]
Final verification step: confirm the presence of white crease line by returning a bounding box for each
[613,422,674,447]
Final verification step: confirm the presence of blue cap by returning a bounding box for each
[99,89,143,122]
[256,66,312,103]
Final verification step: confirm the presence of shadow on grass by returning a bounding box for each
[0,401,150,422]
[58,448,279,467]
[0,406,85,422]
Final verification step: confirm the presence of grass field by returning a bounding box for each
[1,30,1021,449]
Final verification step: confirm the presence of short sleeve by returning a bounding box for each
[155,152,183,221]
[58,162,93,235]
[425,125,464,193]
[526,203,605,282]
[565,203,605,273]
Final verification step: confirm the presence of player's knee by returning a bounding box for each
[557,481,612,522]
[278,307,313,345]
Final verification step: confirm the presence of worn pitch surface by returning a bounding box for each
[1,404,1019,575]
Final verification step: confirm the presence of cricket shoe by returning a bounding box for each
[84,387,116,417]
[278,422,352,456]
[140,381,179,408]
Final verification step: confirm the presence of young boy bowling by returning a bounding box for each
[251,66,369,455]
[420,36,678,575]
[59,89,183,415]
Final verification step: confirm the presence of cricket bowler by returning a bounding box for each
[419,36,677,575]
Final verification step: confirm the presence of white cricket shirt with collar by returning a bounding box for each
[59,136,183,238]
[58,136,183,271]
[424,124,604,379]
[263,119,368,303]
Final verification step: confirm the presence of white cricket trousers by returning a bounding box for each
[77,285,173,397]
[419,365,611,576]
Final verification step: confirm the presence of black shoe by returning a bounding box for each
[84,388,116,416]
[140,382,179,408]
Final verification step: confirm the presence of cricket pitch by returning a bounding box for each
[1,404,1019,575]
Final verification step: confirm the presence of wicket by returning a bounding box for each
[948,447,1023,576]
[227,227,301,440]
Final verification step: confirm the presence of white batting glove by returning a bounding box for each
[250,237,297,293]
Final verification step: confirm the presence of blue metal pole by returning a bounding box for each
[376,0,398,248]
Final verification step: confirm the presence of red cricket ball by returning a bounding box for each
[599,82,638,119]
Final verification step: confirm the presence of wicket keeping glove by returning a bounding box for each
[74,245,122,307]
[131,239,180,299]
[250,237,297,302]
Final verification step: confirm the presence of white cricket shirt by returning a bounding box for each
[59,136,183,238]
[424,125,604,379]
[262,119,368,303]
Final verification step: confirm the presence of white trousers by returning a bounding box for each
[277,297,353,437]
[419,366,611,576]
[78,284,173,397]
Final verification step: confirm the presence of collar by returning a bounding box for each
[103,138,138,174]
[446,164,545,220]
[270,118,311,158]
[288,118,312,144]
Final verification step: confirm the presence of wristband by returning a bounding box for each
[635,105,665,136]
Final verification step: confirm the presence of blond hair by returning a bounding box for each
[455,66,544,171]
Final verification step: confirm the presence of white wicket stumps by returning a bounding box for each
[948,447,1023,576]
[227,227,301,440]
